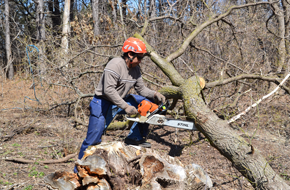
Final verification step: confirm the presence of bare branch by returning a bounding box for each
[206,74,290,94]
[191,44,246,73]
[142,76,164,88]
[71,70,103,81]
[166,1,276,62]
[5,153,77,164]
[228,73,290,123]
[140,16,183,35]
[59,45,122,69]
[266,11,279,38]
[49,99,78,111]
[220,18,244,61]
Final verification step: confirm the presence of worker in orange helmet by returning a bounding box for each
[74,37,165,173]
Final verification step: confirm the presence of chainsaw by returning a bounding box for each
[126,100,198,131]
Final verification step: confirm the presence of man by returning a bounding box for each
[75,37,165,171]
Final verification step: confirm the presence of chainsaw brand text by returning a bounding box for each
[178,123,189,127]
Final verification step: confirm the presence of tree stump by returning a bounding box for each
[44,141,212,190]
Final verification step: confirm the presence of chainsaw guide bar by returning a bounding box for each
[125,100,198,131]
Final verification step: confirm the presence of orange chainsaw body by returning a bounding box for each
[138,100,159,116]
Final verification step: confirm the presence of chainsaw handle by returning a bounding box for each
[157,100,169,115]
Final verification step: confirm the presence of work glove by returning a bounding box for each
[154,92,166,104]
[124,105,138,115]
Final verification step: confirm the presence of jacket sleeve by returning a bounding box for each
[134,76,156,99]
[103,68,128,109]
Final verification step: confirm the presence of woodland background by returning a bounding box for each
[1,0,290,189]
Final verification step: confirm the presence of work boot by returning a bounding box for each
[124,138,151,148]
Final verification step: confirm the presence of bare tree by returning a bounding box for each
[36,0,46,74]
[61,0,71,66]
[92,0,100,36]
[122,0,127,20]
[4,0,13,79]
[70,0,75,21]
[111,0,117,27]
[270,0,287,73]
[48,0,61,31]
[36,0,45,41]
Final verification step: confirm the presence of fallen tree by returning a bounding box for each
[133,2,290,187]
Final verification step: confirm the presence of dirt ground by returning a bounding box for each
[0,78,290,190]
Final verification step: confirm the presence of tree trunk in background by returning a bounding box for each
[271,0,286,73]
[61,0,71,66]
[5,0,13,79]
[149,0,156,44]
[92,0,100,36]
[158,0,162,16]
[48,0,61,31]
[149,0,156,18]
[37,0,47,74]
[37,0,46,41]
[112,0,117,28]
[70,0,75,22]
[118,0,126,39]
[122,0,127,20]
[282,0,290,73]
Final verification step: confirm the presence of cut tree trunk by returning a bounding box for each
[44,141,213,190]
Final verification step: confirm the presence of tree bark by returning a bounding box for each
[122,0,127,20]
[36,0,46,41]
[271,0,286,73]
[5,0,13,79]
[37,0,47,74]
[282,0,290,72]
[92,0,100,36]
[149,0,156,18]
[61,0,71,66]
[118,0,127,39]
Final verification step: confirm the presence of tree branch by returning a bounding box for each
[191,44,246,73]
[158,86,182,99]
[140,16,183,36]
[205,74,290,94]
[228,73,290,123]
[71,71,103,81]
[5,153,77,164]
[59,45,121,69]
[166,1,276,62]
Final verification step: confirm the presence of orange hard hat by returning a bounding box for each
[122,37,147,53]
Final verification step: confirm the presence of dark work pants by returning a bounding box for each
[74,94,152,173]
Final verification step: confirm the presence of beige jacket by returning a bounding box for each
[95,57,155,109]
